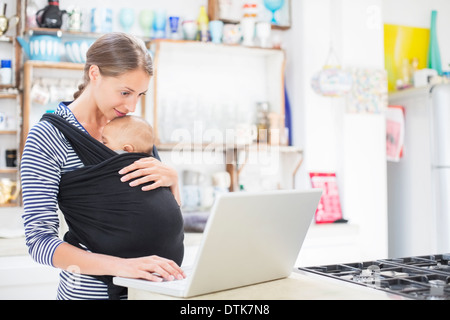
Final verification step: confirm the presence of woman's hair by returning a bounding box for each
[73,32,153,100]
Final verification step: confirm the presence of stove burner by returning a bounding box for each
[298,254,450,300]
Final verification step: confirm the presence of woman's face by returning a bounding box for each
[91,67,150,121]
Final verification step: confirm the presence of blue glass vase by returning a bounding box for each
[263,0,285,24]
[427,10,442,75]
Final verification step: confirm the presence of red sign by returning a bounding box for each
[309,172,343,223]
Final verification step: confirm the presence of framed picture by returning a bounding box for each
[208,0,291,30]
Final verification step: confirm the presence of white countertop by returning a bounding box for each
[120,244,403,300]
[124,263,399,300]
[0,210,403,300]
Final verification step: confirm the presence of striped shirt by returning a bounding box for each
[21,102,119,300]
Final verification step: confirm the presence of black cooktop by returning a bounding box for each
[298,254,450,300]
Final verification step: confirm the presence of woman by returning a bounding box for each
[20,32,185,300]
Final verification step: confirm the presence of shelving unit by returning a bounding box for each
[148,39,302,191]
[0,0,22,208]
[17,4,302,197]
[149,39,286,145]
[21,60,84,147]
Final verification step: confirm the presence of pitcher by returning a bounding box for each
[0,178,20,204]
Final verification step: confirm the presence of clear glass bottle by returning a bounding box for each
[256,102,269,143]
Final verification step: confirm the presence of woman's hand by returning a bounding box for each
[54,243,186,282]
[118,157,181,205]
[117,255,186,282]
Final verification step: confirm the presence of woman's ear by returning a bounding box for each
[89,65,101,81]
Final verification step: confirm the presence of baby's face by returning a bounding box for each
[101,125,122,151]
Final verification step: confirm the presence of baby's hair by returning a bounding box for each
[108,115,154,154]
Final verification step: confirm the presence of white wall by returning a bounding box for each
[287,0,450,259]
[286,0,388,260]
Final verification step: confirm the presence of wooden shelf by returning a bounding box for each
[157,142,301,153]
[26,27,108,40]
[0,203,20,208]
[0,168,18,174]
[0,85,19,93]
[0,35,14,43]
[0,92,19,99]
[149,38,285,52]
[23,60,84,71]
[0,130,17,135]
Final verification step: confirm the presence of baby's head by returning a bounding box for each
[102,115,154,154]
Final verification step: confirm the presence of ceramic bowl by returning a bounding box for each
[64,40,93,64]
[28,35,62,62]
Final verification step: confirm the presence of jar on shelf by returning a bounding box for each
[256,102,269,143]
[26,0,39,28]
[0,59,12,85]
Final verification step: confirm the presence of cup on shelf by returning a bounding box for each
[153,9,167,39]
[30,80,50,105]
[200,185,215,209]
[169,16,180,39]
[119,8,135,33]
[209,20,224,44]
[212,171,231,190]
[182,20,197,40]
[0,112,5,130]
[139,9,154,38]
[0,178,20,205]
[67,6,82,32]
[256,21,271,48]
[222,23,241,44]
[240,17,256,46]
[91,8,113,33]
[5,149,17,167]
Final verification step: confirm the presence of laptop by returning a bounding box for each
[113,189,322,298]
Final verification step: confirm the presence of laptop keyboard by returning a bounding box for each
[158,266,192,289]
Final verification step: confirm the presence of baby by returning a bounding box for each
[102,115,154,155]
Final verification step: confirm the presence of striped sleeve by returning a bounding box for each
[20,120,72,266]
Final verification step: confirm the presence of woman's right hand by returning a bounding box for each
[116,255,186,282]
[53,243,186,282]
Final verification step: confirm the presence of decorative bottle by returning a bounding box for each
[427,10,442,75]
[197,5,209,42]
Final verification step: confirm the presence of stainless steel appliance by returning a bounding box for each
[388,84,450,257]
[299,253,450,300]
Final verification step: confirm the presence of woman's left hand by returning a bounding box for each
[119,157,181,204]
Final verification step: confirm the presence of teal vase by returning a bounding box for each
[427,10,442,75]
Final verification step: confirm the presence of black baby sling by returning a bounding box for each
[40,113,184,299]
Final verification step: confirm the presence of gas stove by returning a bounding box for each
[298,254,450,300]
